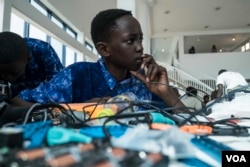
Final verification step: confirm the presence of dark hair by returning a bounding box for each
[0,31,28,64]
[203,94,209,100]
[91,8,132,46]
[218,69,227,75]
[186,86,197,96]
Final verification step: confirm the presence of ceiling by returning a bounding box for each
[45,0,250,57]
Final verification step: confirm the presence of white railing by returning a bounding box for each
[174,61,216,89]
[158,62,215,98]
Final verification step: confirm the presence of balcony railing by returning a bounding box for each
[158,62,215,98]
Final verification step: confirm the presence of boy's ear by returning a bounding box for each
[96,42,110,57]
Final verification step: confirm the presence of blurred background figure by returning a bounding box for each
[202,94,210,107]
[211,44,217,52]
[216,69,248,98]
[188,46,196,54]
[181,86,202,111]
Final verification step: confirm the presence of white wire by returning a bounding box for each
[1,122,18,128]
[39,109,48,122]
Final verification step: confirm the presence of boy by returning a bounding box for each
[0,32,64,99]
[13,9,185,113]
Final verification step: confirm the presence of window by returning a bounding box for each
[65,47,75,67]
[51,37,64,63]
[10,13,25,36]
[30,0,77,39]
[66,27,77,39]
[85,41,93,51]
[51,15,64,29]
[9,0,91,67]
[76,53,84,62]
[30,0,47,16]
[29,24,47,41]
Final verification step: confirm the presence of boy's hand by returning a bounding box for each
[130,54,170,96]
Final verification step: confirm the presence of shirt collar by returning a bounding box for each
[98,58,138,90]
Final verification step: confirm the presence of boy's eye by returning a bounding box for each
[126,37,143,45]
[139,37,143,43]
[126,38,135,45]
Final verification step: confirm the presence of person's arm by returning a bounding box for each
[216,84,224,98]
[130,54,187,113]
[12,68,73,106]
[11,96,34,107]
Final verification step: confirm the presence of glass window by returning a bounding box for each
[29,24,47,41]
[10,13,25,36]
[85,41,93,51]
[29,0,77,40]
[184,33,250,54]
[51,15,64,29]
[76,53,84,62]
[65,47,75,67]
[66,27,77,39]
[51,37,64,64]
[30,0,47,16]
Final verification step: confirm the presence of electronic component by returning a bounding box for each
[0,127,23,149]
[16,120,52,149]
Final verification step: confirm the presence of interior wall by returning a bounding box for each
[180,52,250,79]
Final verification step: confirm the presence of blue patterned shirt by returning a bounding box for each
[10,38,64,97]
[19,59,164,106]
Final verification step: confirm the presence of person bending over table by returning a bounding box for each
[0,31,64,100]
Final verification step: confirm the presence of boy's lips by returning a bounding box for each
[135,58,143,65]
[135,55,144,62]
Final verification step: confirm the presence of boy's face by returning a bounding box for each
[105,15,144,71]
[0,58,28,82]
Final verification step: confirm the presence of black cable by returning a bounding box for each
[79,100,159,126]
[102,111,153,142]
[57,81,219,128]
[85,81,152,119]
[62,103,87,123]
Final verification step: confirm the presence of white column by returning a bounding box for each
[117,0,136,15]
[0,0,12,31]
[136,0,152,54]
[178,36,185,62]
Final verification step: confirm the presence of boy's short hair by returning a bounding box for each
[0,31,28,64]
[218,69,227,75]
[91,8,132,46]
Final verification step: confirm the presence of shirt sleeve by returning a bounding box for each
[216,74,225,86]
[18,68,72,104]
